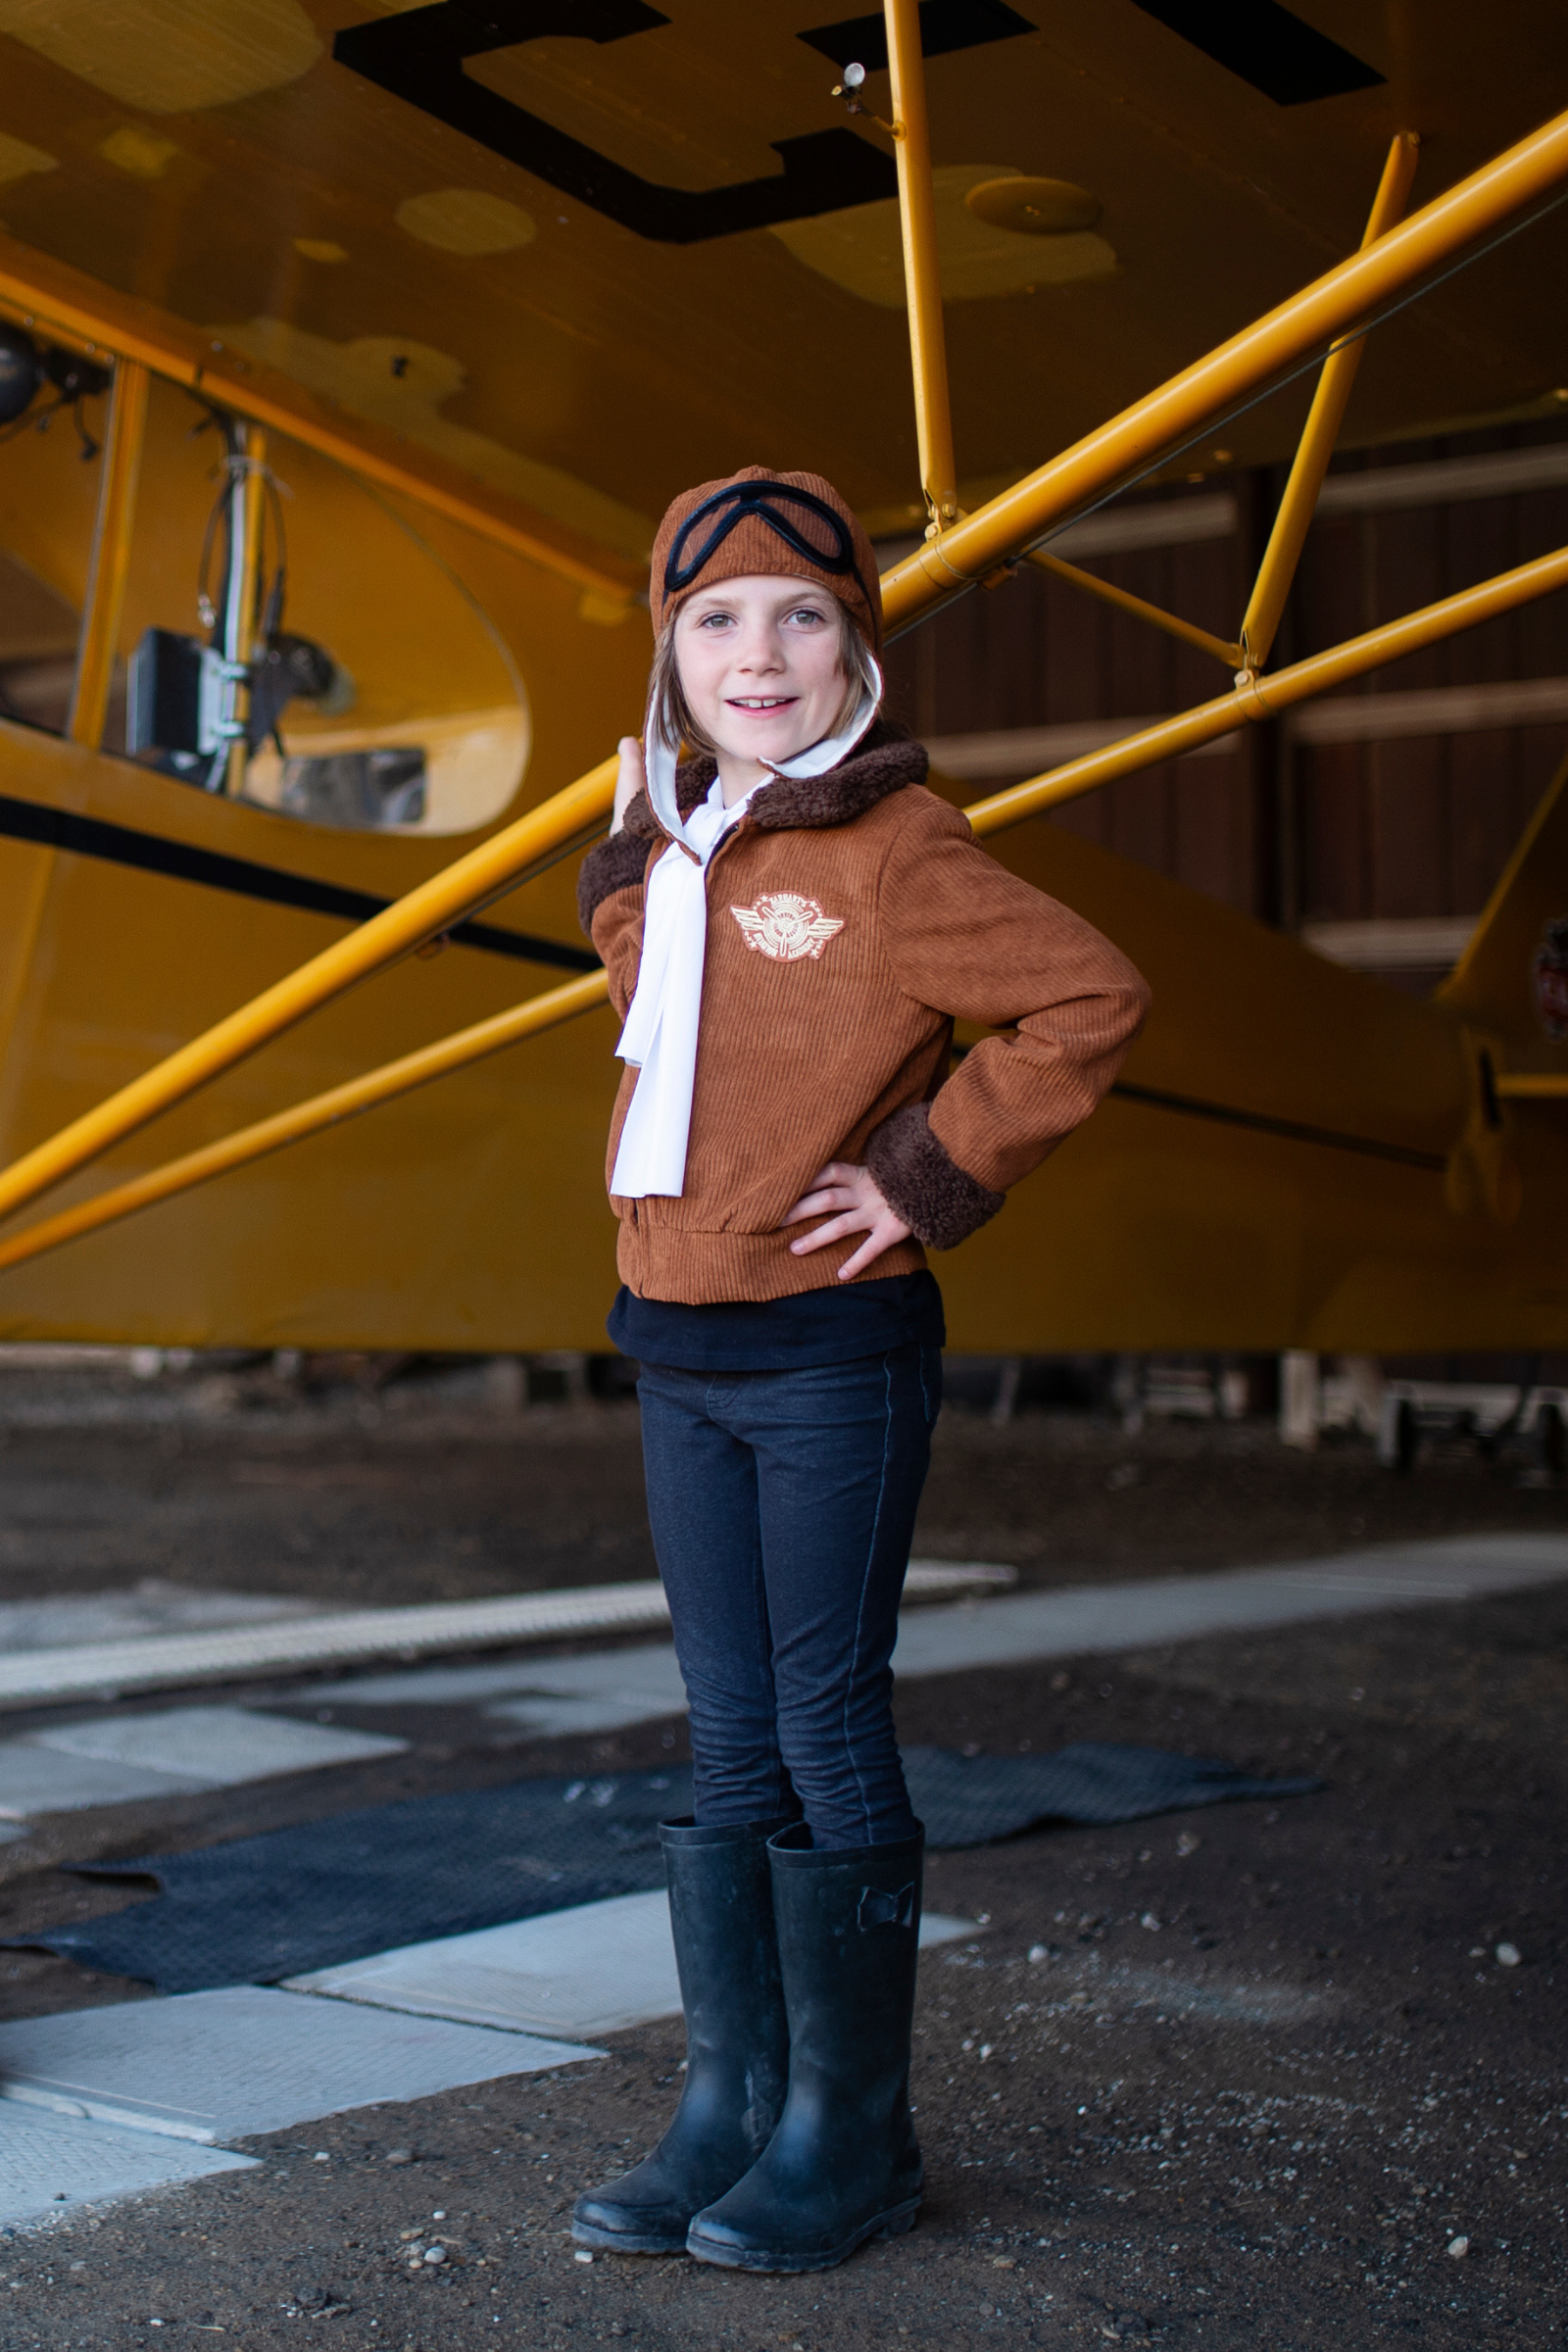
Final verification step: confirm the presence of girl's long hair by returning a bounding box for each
[647,595,879,764]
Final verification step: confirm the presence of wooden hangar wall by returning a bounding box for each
[881,416,1568,996]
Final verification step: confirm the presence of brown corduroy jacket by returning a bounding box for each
[576,726,1150,1304]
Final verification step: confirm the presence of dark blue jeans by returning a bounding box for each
[637,1344,942,1851]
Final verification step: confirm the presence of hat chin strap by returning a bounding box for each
[644,658,883,845]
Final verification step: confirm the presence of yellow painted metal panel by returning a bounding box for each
[0,12,1563,1356]
[67,358,148,749]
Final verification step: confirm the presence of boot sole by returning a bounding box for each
[570,2218,691,2257]
[686,2196,920,2274]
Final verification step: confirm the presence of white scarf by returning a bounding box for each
[611,663,882,1199]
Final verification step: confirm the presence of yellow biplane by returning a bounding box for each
[0,0,1563,1355]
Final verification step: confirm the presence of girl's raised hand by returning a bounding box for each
[782,1162,912,1282]
[610,735,646,836]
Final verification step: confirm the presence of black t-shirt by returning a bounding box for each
[607,1269,945,1372]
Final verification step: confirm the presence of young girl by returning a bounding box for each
[570,466,1149,2275]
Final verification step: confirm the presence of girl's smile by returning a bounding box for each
[674,574,854,803]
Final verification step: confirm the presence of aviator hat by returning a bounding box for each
[649,465,882,652]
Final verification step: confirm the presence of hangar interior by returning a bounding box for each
[0,4,1562,2344]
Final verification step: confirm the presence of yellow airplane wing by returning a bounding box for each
[0,2,1563,1350]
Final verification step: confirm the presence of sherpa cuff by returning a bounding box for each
[865,1102,1004,1250]
[577,831,652,936]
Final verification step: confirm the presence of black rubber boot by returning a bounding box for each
[685,1823,924,2273]
[571,1817,791,2256]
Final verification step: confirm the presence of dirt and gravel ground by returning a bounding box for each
[0,1356,1564,1609]
[0,1369,1563,2349]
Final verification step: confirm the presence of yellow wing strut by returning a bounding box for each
[884,0,958,534]
[880,105,1568,630]
[2,103,1568,1264]
[0,537,1564,1277]
[1239,132,1422,672]
[0,759,616,1230]
[67,359,149,753]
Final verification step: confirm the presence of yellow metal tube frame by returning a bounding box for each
[884,0,959,531]
[1,538,1564,1277]
[1494,1075,1568,1099]
[67,359,149,751]
[962,542,1568,834]
[2,106,1563,642]
[0,235,641,610]
[1,101,1566,1252]
[1239,132,1421,671]
[1026,550,1243,669]
[0,758,616,1229]
[880,104,1568,633]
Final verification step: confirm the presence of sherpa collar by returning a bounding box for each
[620,720,927,844]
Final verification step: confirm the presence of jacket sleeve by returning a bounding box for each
[577,825,651,1022]
[864,797,1151,1249]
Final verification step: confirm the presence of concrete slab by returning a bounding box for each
[0,1746,202,1818]
[0,1583,321,1653]
[483,1648,693,1739]
[317,1536,1568,1734]
[889,1534,1568,1681]
[0,1585,675,1712]
[0,2098,258,2227]
[0,1565,1011,1713]
[4,1542,1547,1820]
[0,1986,599,2144]
[288,1889,978,2039]
[308,1648,680,1710]
[905,1561,1016,1595]
[307,1641,693,1726]
[26,1705,407,1782]
[0,1704,408,1815]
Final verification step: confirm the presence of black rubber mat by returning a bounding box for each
[906,1741,1320,1843]
[20,1744,1319,1992]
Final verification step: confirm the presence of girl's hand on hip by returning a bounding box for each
[782,1163,912,1281]
[610,736,646,836]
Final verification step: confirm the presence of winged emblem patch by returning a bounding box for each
[729,892,845,963]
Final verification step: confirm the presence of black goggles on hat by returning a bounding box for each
[663,479,873,622]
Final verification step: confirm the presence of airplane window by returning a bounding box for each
[0,324,109,738]
[272,747,426,829]
[0,547,80,736]
[0,360,532,837]
[127,408,531,835]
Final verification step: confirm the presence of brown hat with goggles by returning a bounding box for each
[649,465,882,653]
